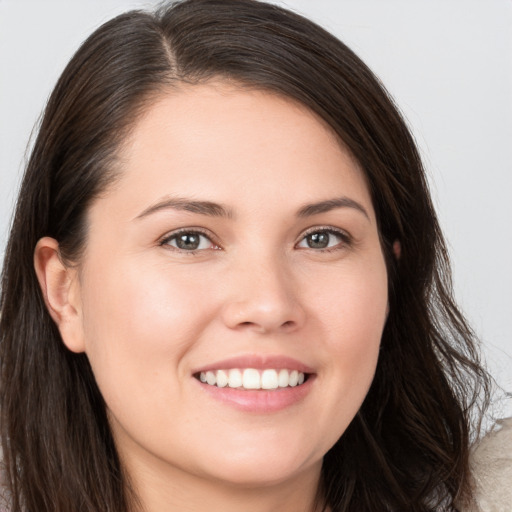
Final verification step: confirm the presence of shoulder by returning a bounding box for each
[465,417,512,512]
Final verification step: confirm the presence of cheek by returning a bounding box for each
[311,256,388,347]
[309,257,387,401]
[78,257,215,391]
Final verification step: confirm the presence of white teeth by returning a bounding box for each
[261,369,279,389]
[228,369,242,388]
[198,368,307,390]
[242,368,261,389]
[206,371,216,386]
[216,369,228,388]
[278,369,289,387]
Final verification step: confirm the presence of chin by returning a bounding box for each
[205,459,320,489]
[194,439,323,489]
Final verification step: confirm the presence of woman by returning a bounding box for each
[0,0,499,510]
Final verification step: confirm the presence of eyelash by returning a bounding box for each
[297,226,352,252]
[159,228,220,255]
[159,226,352,255]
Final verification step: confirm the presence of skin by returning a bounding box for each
[35,83,389,512]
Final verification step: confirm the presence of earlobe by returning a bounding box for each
[392,240,401,260]
[34,237,86,353]
[385,240,401,319]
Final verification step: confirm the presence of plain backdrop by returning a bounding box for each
[1,0,511,416]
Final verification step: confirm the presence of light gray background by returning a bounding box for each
[1,0,511,415]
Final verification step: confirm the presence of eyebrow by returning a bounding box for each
[135,197,233,220]
[297,197,370,220]
[135,195,369,221]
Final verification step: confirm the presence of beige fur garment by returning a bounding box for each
[467,417,512,512]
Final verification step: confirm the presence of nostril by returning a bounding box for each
[238,320,295,331]
[222,300,305,333]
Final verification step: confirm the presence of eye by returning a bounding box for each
[297,228,349,250]
[161,230,218,252]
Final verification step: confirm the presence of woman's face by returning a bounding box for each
[66,83,388,491]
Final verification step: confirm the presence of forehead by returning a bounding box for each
[103,82,374,221]
[125,81,344,158]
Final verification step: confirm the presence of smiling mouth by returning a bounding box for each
[194,368,309,390]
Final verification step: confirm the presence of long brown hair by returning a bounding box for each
[0,1,490,510]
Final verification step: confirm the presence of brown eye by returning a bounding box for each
[163,231,215,251]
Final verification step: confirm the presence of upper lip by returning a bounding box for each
[192,354,315,375]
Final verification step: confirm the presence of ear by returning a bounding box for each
[392,240,401,260]
[385,240,402,318]
[34,237,86,353]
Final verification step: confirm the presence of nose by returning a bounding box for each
[220,257,306,335]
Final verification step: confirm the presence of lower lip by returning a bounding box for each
[195,376,315,413]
